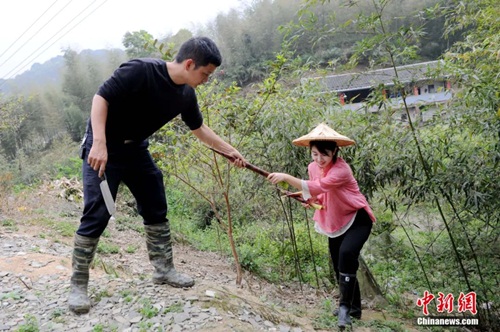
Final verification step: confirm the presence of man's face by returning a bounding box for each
[186,61,217,88]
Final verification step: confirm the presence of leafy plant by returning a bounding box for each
[15,314,39,332]
[139,298,159,318]
[97,242,120,254]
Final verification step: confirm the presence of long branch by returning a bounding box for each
[209,147,323,209]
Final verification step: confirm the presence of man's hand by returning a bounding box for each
[87,140,108,177]
[228,150,246,168]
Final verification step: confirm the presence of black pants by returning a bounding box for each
[329,208,372,277]
[77,137,168,238]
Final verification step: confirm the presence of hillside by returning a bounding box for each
[0,49,125,95]
[0,179,419,331]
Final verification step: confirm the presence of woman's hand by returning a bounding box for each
[267,172,289,185]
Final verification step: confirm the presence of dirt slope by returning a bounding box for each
[0,179,418,331]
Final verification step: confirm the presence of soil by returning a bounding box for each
[0,178,418,331]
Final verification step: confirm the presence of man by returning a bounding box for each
[69,37,245,314]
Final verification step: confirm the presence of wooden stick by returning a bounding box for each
[279,189,323,210]
[209,148,270,177]
[209,148,323,210]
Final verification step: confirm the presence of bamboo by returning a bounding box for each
[209,148,323,210]
[209,148,270,177]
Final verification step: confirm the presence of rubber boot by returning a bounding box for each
[334,282,362,319]
[350,282,362,319]
[68,234,99,314]
[338,272,357,329]
[144,222,194,288]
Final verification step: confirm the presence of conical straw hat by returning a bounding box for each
[292,123,355,147]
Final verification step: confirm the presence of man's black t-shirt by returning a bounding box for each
[96,58,203,143]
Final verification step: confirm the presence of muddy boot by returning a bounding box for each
[144,222,194,288]
[338,272,357,329]
[68,234,99,314]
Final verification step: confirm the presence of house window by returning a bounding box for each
[428,84,435,93]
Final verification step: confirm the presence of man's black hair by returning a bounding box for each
[175,37,222,68]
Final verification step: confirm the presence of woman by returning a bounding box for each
[267,123,376,328]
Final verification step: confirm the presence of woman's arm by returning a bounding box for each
[267,173,302,190]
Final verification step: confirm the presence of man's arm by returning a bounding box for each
[88,94,109,177]
[191,124,246,167]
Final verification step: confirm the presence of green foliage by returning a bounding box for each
[1,0,498,328]
[62,102,86,142]
[1,291,23,300]
[123,30,160,59]
[315,0,500,328]
[1,219,17,231]
[94,289,112,302]
[125,245,138,254]
[0,95,38,160]
[15,314,39,332]
[97,241,120,254]
[54,221,77,237]
[54,157,82,179]
[139,298,160,318]
[120,289,136,303]
[163,302,183,314]
[154,1,499,328]
[92,324,104,332]
[60,48,125,142]
[170,212,331,285]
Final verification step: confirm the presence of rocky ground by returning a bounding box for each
[0,179,410,332]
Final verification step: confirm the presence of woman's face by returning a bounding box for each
[311,145,334,169]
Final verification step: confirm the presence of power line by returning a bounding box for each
[0,0,75,69]
[1,0,108,83]
[0,0,60,61]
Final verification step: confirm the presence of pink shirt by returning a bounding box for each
[303,157,376,233]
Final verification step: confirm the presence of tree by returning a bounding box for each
[61,48,124,142]
[0,95,33,169]
[122,30,160,59]
[304,0,500,328]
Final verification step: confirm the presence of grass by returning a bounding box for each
[1,291,23,300]
[21,216,77,238]
[139,298,160,318]
[120,289,136,304]
[115,216,144,233]
[1,218,18,231]
[14,314,39,332]
[50,308,66,324]
[125,245,138,253]
[54,221,77,237]
[97,241,120,254]
[94,289,112,302]
[170,214,332,285]
[163,302,183,314]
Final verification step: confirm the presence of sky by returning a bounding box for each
[0,0,244,79]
